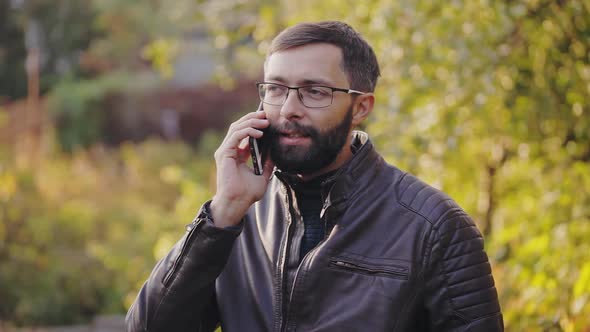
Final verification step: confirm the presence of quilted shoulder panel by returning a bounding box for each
[397,172,461,225]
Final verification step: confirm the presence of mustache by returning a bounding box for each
[267,121,317,137]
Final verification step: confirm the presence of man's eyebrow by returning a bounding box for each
[265,75,286,83]
[299,78,334,86]
[265,76,335,86]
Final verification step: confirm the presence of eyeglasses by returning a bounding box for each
[256,82,366,108]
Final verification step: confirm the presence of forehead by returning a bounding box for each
[264,43,348,86]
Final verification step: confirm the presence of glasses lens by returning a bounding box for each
[259,83,287,106]
[299,86,333,108]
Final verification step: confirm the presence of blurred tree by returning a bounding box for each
[87,0,198,72]
[1,0,204,149]
[43,0,208,151]
[0,0,27,101]
[0,0,99,101]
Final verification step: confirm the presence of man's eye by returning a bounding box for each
[305,87,330,97]
[266,85,284,95]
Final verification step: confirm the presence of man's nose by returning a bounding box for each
[279,89,305,119]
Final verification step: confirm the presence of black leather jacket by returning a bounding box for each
[126,132,503,332]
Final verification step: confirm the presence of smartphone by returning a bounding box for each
[249,102,268,175]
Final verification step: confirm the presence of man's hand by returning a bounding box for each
[210,111,274,228]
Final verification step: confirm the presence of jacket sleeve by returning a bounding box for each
[126,202,242,332]
[423,210,504,331]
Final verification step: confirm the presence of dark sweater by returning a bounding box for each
[293,171,338,261]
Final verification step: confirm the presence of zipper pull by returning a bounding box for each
[333,260,354,268]
[185,222,196,232]
[320,197,331,219]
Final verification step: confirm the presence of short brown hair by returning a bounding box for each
[267,21,381,92]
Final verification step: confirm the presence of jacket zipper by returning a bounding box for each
[281,235,329,332]
[329,259,409,280]
[281,202,332,332]
[276,215,293,332]
[279,202,304,332]
[278,173,337,332]
[162,218,202,287]
[275,178,296,332]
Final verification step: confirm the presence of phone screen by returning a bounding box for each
[249,102,267,175]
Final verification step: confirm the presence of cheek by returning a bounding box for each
[263,109,280,124]
[265,105,344,130]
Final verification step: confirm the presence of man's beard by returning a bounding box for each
[266,106,353,175]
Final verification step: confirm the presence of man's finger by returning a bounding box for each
[221,112,268,145]
[219,127,263,157]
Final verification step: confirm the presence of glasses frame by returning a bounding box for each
[256,82,366,108]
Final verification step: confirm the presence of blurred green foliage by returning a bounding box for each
[48,73,130,152]
[0,135,218,325]
[47,71,158,152]
[1,0,589,331]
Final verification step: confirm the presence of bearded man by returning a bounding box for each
[127,21,504,332]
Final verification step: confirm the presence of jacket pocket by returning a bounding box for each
[329,259,409,280]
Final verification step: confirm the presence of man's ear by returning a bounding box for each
[352,94,375,126]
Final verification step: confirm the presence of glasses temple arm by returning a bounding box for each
[347,89,367,95]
